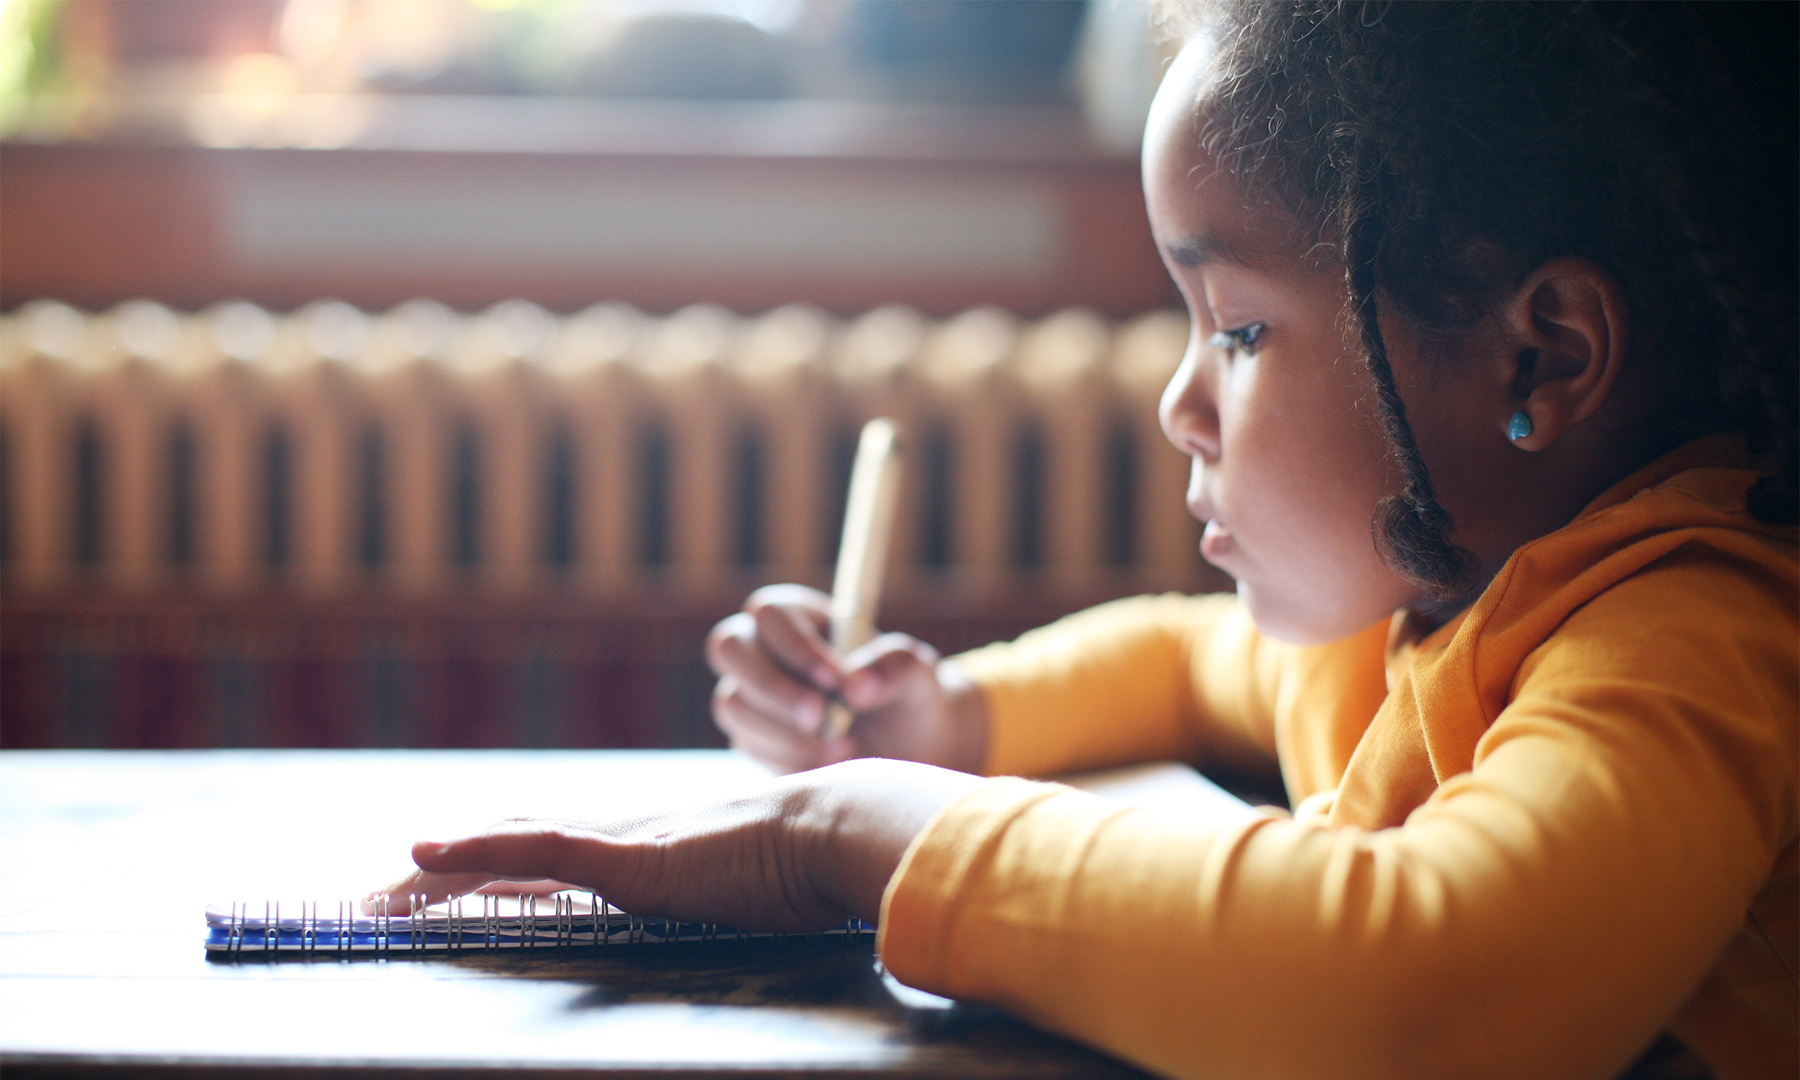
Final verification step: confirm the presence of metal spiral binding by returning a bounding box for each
[213,889,873,956]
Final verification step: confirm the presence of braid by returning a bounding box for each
[1343,187,1477,599]
[1323,6,1479,599]
[1332,89,1478,598]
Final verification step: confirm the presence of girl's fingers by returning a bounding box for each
[471,878,573,897]
[703,585,844,746]
[363,880,570,916]
[373,793,838,931]
[363,867,495,914]
[745,596,840,692]
[708,633,830,735]
[743,583,832,628]
[413,820,614,886]
[713,679,825,773]
[727,723,823,776]
[364,820,635,917]
[841,634,940,712]
[364,854,597,916]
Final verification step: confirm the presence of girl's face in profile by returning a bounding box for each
[1145,41,1425,644]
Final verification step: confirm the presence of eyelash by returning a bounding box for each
[1208,323,1267,356]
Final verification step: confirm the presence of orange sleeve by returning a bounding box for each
[951,592,1286,779]
[880,557,1797,1080]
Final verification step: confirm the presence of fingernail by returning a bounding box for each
[811,664,838,690]
[415,840,450,857]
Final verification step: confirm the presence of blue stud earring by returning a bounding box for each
[1508,411,1533,442]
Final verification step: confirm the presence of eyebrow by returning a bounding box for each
[1164,231,1259,269]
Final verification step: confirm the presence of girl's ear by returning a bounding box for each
[1498,257,1629,451]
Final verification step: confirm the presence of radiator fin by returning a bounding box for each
[0,299,1204,599]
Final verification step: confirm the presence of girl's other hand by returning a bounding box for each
[363,759,984,925]
[706,584,988,775]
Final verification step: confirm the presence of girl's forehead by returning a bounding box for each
[1144,39,1335,271]
[1147,132,1314,267]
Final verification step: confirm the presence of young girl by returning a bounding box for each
[378,4,1797,1077]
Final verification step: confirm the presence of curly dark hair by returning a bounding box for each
[1165,1,1798,599]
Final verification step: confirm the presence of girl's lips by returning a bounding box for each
[1200,519,1235,563]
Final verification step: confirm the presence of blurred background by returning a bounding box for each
[0,0,1223,752]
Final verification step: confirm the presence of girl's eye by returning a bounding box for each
[1208,323,1266,356]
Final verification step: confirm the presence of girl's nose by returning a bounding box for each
[1158,345,1221,461]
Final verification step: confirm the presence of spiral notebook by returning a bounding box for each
[204,762,1259,957]
[205,895,871,955]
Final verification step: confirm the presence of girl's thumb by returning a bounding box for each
[841,637,930,711]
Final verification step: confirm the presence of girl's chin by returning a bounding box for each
[1236,583,1381,647]
[1236,587,1297,644]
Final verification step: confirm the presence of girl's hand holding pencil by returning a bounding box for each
[707,416,986,777]
[705,584,988,776]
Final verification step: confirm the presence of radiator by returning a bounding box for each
[0,298,1204,598]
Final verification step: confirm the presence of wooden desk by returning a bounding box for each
[0,750,1145,1078]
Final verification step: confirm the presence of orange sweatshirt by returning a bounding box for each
[878,440,1797,1080]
